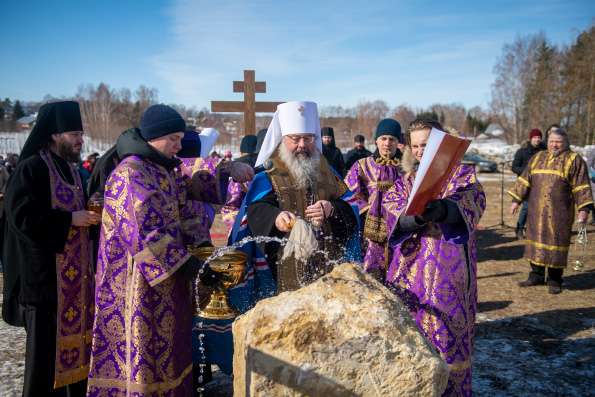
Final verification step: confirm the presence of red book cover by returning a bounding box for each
[404,129,470,215]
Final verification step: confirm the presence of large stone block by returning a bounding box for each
[232,263,449,396]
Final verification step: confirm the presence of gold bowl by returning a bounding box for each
[188,245,247,320]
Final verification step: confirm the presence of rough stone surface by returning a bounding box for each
[232,263,449,397]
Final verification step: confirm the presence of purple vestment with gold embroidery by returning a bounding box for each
[344,156,401,271]
[87,155,226,396]
[220,180,246,233]
[40,149,95,389]
[179,157,219,245]
[382,164,485,397]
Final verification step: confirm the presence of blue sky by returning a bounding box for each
[1,0,593,110]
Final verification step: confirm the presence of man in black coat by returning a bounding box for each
[343,134,372,172]
[511,128,546,239]
[1,101,101,397]
[321,126,346,177]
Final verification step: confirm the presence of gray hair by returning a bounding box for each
[548,127,570,149]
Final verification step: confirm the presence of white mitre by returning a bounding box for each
[199,127,219,158]
[255,101,322,168]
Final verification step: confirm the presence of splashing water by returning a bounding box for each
[196,231,361,290]
[202,235,289,265]
[211,232,360,289]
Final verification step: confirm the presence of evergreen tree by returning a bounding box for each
[416,111,439,122]
[12,100,25,120]
[2,98,12,115]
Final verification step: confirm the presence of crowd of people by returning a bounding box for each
[0,99,592,397]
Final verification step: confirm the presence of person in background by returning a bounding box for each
[344,134,372,171]
[82,152,99,173]
[0,161,9,195]
[509,127,593,294]
[344,118,403,275]
[511,128,546,239]
[235,134,258,168]
[585,146,595,225]
[4,153,18,175]
[321,126,346,177]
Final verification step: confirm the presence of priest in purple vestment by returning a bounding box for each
[382,119,486,397]
[87,105,239,396]
[344,118,404,279]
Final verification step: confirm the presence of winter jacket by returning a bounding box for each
[511,141,546,176]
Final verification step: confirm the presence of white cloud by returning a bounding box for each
[149,0,589,109]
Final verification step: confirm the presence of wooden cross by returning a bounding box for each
[211,70,283,136]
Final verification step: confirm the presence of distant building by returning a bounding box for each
[485,123,505,137]
[16,114,36,131]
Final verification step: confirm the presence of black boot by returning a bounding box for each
[547,279,562,294]
[518,273,545,287]
[515,227,525,240]
[518,264,545,287]
[547,268,563,294]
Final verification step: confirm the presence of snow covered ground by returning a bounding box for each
[0,131,240,160]
[1,301,592,396]
[0,131,113,159]
[473,312,595,396]
[0,314,26,397]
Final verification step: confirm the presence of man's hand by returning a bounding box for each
[179,162,192,178]
[420,200,447,223]
[510,202,520,215]
[305,200,333,226]
[577,210,588,224]
[275,211,296,232]
[72,210,101,227]
[229,161,254,183]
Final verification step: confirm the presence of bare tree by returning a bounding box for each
[559,25,595,145]
[391,104,416,132]
[429,103,467,132]
[75,83,159,142]
[490,33,544,143]
[355,100,389,140]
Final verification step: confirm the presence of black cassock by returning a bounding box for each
[322,144,346,178]
[1,153,87,397]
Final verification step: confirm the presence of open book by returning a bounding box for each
[404,128,471,215]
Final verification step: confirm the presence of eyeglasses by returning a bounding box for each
[285,134,315,144]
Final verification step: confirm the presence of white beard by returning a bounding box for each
[278,144,320,190]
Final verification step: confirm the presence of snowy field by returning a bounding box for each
[2,308,592,396]
[0,131,240,160]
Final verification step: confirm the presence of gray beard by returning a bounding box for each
[279,144,320,190]
[550,147,567,157]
